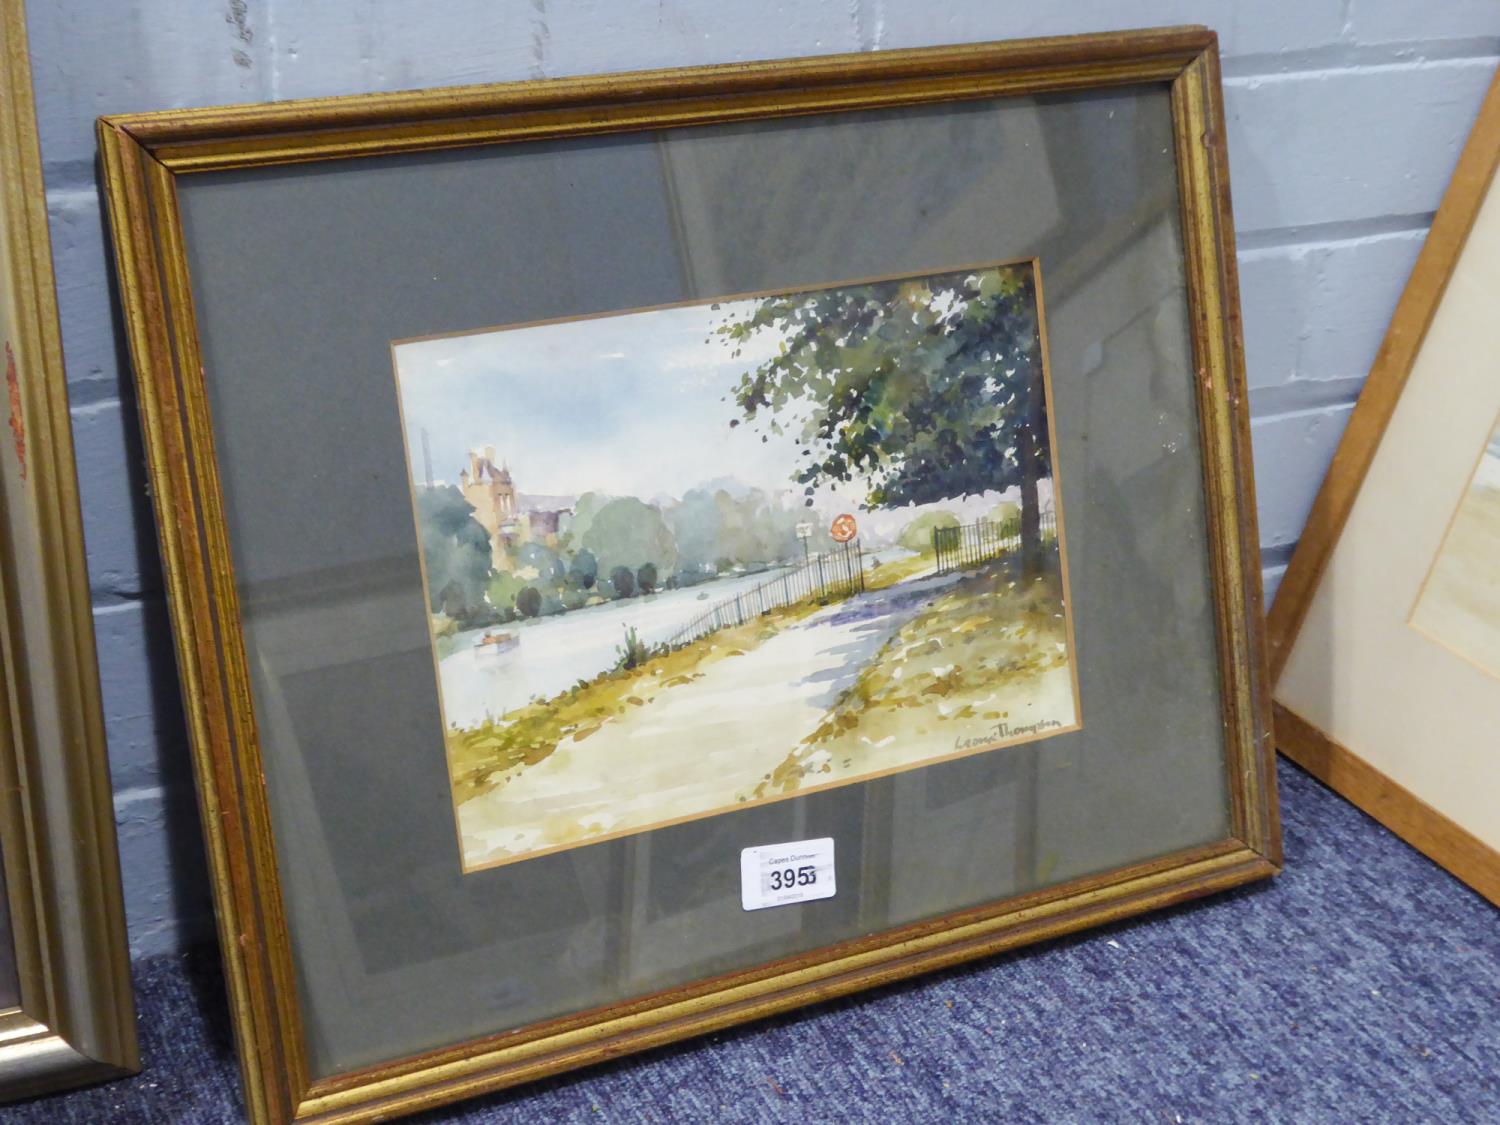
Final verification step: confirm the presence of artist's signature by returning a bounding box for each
[954,718,1063,751]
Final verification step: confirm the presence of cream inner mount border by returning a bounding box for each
[1277,168,1500,854]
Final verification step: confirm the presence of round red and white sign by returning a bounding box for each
[830,513,858,543]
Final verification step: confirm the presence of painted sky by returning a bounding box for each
[392,288,1042,536]
[396,296,842,505]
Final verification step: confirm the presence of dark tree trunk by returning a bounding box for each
[1014,361,1050,582]
[1018,375,1043,577]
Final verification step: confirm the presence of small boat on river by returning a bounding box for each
[473,630,519,659]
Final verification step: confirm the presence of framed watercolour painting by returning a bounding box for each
[1269,65,1500,906]
[99,27,1277,1123]
[397,260,1081,871]
[0,0,137,1101]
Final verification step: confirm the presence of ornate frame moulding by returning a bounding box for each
[99,26,1277,1124]
[0,0,139,1102]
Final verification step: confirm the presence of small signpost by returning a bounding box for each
[829,513,863,593]
[795,521,813,567]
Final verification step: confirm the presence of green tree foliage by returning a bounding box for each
[667,488,723,576]
[609,565,637,599]
[516,541,565,585]
[570,491,609,545]
[560,587,592,611]
[423,477,855,626]
[719,264,1049,569]
[667,485,830,583]
[515,586,543,618]
[898,511,959,554]
[415,486,493,620]
[582,496,678,580]
[487,570,529,618]
[568,547,598,590]
[989,500,1020,528]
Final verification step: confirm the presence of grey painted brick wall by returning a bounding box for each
[24,1,1500,958]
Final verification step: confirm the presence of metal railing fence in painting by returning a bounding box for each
[663,539,866,650]
[932,512,1057,575]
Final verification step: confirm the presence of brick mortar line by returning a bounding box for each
[1249,400,1358,427]
[1223,39,1500,82]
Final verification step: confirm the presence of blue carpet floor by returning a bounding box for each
[11,758,1498,1123]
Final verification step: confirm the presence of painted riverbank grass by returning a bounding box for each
[393,259,1081,871]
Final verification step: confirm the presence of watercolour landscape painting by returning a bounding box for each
[393,261,1082,872]
[1411,412,1500,679]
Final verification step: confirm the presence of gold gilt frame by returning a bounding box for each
[0,0,138,1102]
[97,27,1277,1124]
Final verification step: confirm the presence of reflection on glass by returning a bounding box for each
[178,84,1230,1076]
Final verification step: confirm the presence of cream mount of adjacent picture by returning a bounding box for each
[1270,65,1500,907]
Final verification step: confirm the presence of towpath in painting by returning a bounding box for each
[395,263,1080,871]
[1411,418,1500,677]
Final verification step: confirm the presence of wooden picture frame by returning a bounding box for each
[98,27,1277,1124]
[1269,66,1500,906]
[0,0,139,1102]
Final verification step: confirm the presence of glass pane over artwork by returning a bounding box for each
[177,83,1230,1077]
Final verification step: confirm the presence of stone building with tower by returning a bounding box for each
[458,445,517,538]
[457,445,572,569]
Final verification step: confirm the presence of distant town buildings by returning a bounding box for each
[459,446,517,535]
[525,508,565,539]
[455,444,571,567]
